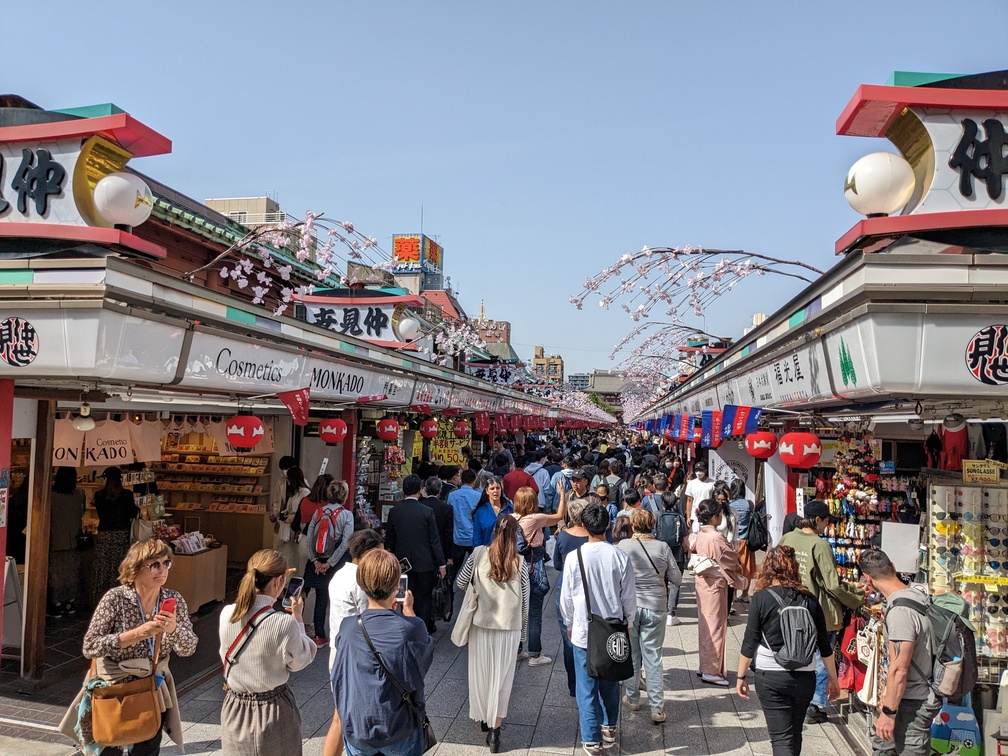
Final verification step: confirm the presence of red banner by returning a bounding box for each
[710,410,723,448]
[277,387,310,426]
[732,406,752,436]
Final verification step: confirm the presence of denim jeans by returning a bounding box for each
[622,607,667,712]
[556,589,576,695]
[572,645,620,745]
[755,669,816,756]
[528,588,545,655]
[667,583,681,615]
[870,694,942,756]
[303,560,337,638]
[811,630,838,709]
[344,727,424,756]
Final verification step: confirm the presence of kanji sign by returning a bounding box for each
[0,317,38,367]
[966,324,1008,386]
[306,303,396,342]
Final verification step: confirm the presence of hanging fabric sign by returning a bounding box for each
[82,420,135,466]
[52,417,84,466]
[277,387,311,426]
[128,419,164,463]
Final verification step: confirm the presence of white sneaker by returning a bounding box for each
[666,615,680,627]
[516,650,529,661]
[528,654,553,667]
[651,710,667,724]
[700,673,729,686]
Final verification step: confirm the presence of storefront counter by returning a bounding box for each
[163,546,227,613]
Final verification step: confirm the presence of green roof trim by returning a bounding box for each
[886,71,962,87]
[53,103,127,118]
[339,342,357,355]
[0,269,33,284]
[225,306,256,326]
[741,345,750,357]
[788,309,805,329]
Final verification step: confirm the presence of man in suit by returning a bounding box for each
[384,474,446,633]
[422,476,455,574]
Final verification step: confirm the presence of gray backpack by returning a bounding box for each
[762,589,817,670]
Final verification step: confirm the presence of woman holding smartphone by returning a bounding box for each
[218,549,317,755]
[60,538,198,755]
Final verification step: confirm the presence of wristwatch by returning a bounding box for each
[880,704,898,717]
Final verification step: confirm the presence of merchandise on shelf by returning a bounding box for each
[152,449,270,514]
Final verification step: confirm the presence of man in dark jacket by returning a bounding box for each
[384,474,446,633]
[422,476,455,574]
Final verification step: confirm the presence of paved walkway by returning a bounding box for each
[3,571,866,756]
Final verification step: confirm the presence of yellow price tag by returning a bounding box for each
[954,572,1008,586]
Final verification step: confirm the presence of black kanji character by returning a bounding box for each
[793,353,805,382]
[364,307,390,337]
[967,325,1008,385]
[338,307,363,336]
[949,118,1008,200]
[11,149,66,215]
[0,317,38,367]
[312,307,339,330]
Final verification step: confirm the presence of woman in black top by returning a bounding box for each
[735,545,839,756]
[89,466,139,608]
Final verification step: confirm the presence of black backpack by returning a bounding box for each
[891,597,978,705]
[656,511,686,552]
[746,500,769,552]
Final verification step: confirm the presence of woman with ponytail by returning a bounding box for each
[218,549,317,755]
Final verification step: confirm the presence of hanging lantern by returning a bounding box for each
[692,426,702,443]
[419,418,439,440]
[778,431,822,469]
[225,413,264,450]
[745,431,778,460]
[494,413,508,428]
[544,417,556,429]
[474,412,491,436]
[453,419,470,438]
[376,416,400,442]
[318,417,348,446]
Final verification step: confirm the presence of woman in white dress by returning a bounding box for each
[275,466,309,570]
[456,516,529,753]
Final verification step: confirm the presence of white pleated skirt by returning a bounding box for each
[467,625,521,725]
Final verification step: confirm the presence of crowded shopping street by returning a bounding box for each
[6,5,1008,755]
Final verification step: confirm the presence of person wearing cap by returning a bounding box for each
[780,499,865,724]
[565,470,591,527]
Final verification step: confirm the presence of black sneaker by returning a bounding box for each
[805,706,828,724]
[46,604,64,619]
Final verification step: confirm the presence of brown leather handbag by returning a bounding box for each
[90,634,162,747]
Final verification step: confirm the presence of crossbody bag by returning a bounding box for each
[575,546,634,681]
[222,605,278,689]
[357,615,437,752]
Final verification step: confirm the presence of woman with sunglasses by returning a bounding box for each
[471,477,512,548]
[62,538,198,755]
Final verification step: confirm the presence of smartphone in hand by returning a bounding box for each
[282,577,304,612]
[395,574,408,612]
[160,597,177,614]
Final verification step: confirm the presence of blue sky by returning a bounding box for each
[8,1,1008,374]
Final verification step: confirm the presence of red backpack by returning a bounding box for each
[312,504,345,560]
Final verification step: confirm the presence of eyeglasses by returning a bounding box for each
[146,559,173,572]
[963,511,988,522]
[935,512,961,521]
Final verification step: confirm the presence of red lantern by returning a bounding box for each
[318,418,348,446]
[225,413,264,450]
[474,412,491,436]
[419,418,439,440]
[544,417,556,429]
[511,415,523,433]
[494,413,508,428]
[692,426,702,443]
[453,419,470,438]
[745,431,778,460]
[376,416,400,442]
[778,432,822,469]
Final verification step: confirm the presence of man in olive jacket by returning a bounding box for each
[780,499,865,724]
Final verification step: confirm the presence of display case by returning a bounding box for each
[151,450,272,565]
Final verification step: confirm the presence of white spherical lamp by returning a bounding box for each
[397,316,421,341]
[94,172,154,228]
[844,152,915,217]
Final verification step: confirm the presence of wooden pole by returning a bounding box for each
[23,399,53,679]
[0,380,12,658]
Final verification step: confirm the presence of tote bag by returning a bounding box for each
[451,550,481,647]
[576,547,633,681]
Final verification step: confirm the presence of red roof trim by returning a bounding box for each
[837,84,1008,138]
[835,208,1008,254]
[0,114,171,157]
[0,222,166,258]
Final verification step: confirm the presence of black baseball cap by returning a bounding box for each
[571,470,589,481]
[804,500,837,522]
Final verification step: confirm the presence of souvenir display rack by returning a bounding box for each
[151,452,269,514]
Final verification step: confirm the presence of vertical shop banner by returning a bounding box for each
[731,406,752,436]
[710,410,723,448]
[81,420,135,466]
[53,416,84,466]
[701,411,713,448]
[744,407,763,434]
[128,419,164,463]
[721,405,738,438]
[430,419,468,466]
[277,387,311,426]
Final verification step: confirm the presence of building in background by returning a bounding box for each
[567,373,589,391]
[390,233,445,293]
[531,346,564,384]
